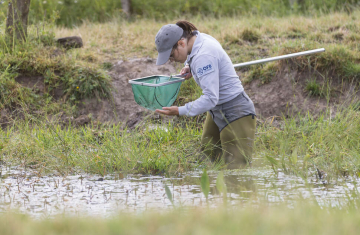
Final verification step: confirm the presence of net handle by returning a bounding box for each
[233,48,325,68]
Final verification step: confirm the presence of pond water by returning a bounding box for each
[0,159,359,218]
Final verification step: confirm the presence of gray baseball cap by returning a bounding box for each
[155,24,183,65]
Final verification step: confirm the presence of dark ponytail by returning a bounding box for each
[176,20,198,40]
[172,20,197,49]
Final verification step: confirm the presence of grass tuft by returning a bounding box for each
[242,62,278,84]
[240,28,261,43]
[305,79,324,97]
[257,107,360,179]
[0,118,211,175]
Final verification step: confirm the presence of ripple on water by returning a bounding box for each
[0,165,359,218]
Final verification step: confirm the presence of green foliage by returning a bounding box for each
[0,66,37,109]
[0,24,111,108]
[62,67,111,101]
[281,44,360,81]
[0,119,209,175]
[215,171,227,203]
[102,62,113,70]
[175,76,202,106]
[243,62,278,84]
[200,169,210,200]
[257,108,360,179]
[305,79,324,97]
[2,0,360,27]
[165,184,174,205]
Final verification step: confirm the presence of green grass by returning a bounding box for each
[257,107,360,180]
[0,117,210,176]
[1,104,359,179]
[0,20,112,119]
[242,62,278,84]
[305,79,324,97]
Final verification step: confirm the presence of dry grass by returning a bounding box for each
[53,12,360,67]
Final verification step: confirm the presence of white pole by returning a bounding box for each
[233,48,325,68]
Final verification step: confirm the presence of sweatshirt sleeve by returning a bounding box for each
[178,55,219,116]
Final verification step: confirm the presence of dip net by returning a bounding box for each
[129,75,184,111]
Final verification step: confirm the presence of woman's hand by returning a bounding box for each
[181,65,192,80]
[155,106,179,116]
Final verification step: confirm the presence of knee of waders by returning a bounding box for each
[220,116,256,169]
[200,136,222,161]
[222,145,249,169]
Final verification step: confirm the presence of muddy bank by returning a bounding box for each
[75,58,178,127]
[77,58,359,125]
[0,58,177,128]
[1,58,359,127]
[245,66,360,119]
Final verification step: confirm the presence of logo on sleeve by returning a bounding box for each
[197,63,213,77]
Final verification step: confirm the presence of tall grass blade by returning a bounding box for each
[201,169,210,201]
[216,171,227,204]
[164,184,174,205]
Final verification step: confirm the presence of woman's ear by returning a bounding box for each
[178,38,186,48]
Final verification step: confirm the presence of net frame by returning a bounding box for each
[129,75,185,111]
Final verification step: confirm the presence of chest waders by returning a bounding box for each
[201,92,256,169]
[200,48,325,168]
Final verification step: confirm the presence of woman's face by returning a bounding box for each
[169,39,188,63]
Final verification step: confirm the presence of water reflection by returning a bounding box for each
[0,164,359,218]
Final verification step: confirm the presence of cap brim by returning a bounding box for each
[156,48,172,65]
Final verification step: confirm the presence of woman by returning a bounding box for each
[155,21,256,169]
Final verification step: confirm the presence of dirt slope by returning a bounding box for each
[76,58,177,124]
[245,67,359,119]
[4,58,358,127]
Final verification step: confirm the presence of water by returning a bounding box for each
[0,161,359,218]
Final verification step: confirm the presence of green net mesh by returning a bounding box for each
[130,76,184,111]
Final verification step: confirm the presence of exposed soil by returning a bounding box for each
[1,58,359,128]
[244,65,360,120]
[76,58,178,127]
